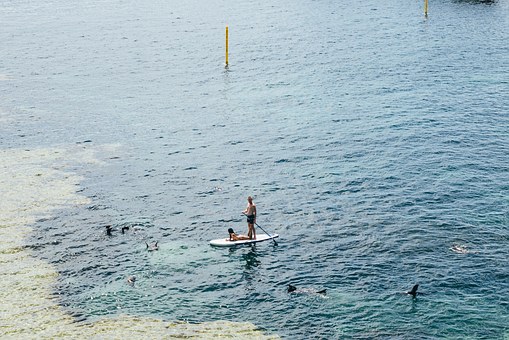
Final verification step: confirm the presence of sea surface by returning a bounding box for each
[1,0,509,338]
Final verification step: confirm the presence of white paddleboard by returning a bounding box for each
[210,233,279,247]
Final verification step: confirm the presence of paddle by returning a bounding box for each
[242,213,278,245]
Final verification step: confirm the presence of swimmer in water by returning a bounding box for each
[287,284,327,295]
[145,241,159,251]
[450,244,478,254]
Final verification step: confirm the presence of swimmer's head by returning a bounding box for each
[228,228,234,234]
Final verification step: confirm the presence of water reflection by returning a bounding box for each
[228,245,261,269]
[242,247,261,270]
[228,245,262,284]
[241,246,261,287]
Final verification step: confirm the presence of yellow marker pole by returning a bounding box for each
[424,0,428,17]
[225,25,229,66]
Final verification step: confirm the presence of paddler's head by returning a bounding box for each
[228,228,234,235]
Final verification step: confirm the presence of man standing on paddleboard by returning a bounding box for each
[243,196,257,239]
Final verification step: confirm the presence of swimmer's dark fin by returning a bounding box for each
[316,289,327,295]
[407,284,419,297]
[288,284,297,293]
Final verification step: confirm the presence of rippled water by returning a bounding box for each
[2,0,509,338]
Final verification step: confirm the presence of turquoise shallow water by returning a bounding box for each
[1,0,509,338]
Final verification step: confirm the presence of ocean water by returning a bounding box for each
[1,0,509,338]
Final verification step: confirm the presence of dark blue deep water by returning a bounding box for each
[1,0,509,338]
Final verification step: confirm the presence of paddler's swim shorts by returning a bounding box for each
[246,215,255,223]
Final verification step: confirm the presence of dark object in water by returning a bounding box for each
[121,226,129,234]
[105,225,112,236]
[288,284,297,293]
[146,241,159,251]
[288,284,326,295]
[407,284,420,298]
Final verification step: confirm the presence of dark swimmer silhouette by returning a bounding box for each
[105,225,131,235]
[288,284,326,295]
[145,241,159,251]
[406,284,425,298]
[105,225,113,236]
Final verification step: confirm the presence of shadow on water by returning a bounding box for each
[242,247,262,270]
[229,245,262,271]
